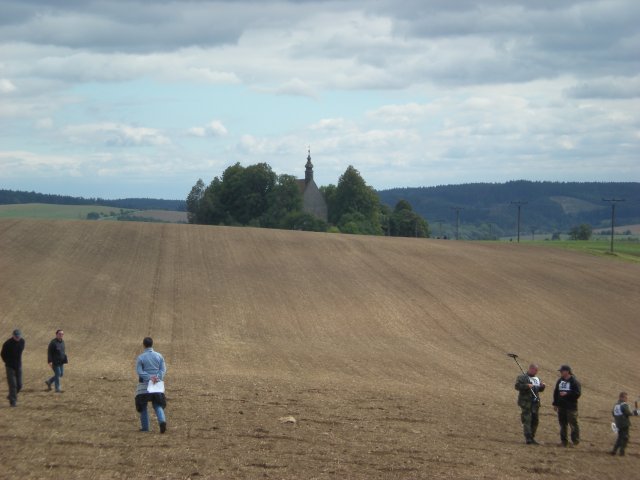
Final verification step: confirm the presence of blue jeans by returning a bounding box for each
[140,402,166,431]
[48,364,64,391]
[5,366,22,405]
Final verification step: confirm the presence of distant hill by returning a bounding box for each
[377,181,640,239]
[0,189,186,211]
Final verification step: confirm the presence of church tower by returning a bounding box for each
[305,148,313,185]
[296,148,328,222]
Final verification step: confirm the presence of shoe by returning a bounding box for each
[620,451,625,456]
[572,440,580,446]
[610,450,617,456]
[139,428,149,432]
[55,390,62,393]
[159,422,166,434]
[529,439,539,445]
[45,380,52,391]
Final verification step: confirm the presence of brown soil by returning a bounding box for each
[0,219,638,479]
[137,210,188,223]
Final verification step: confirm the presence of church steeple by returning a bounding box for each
[305,147,313,185]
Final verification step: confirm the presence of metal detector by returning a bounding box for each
[507,353,538,401]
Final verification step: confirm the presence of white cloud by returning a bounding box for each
[0,78,17,93]
[0,1,638,197]
[367,103,431,125]
[0,150,82,176]
[188,120,228,138]
[309,118,351,131]
[35,117,53,129]
[273,78,317,98]
[63,123,171,147]
[565,75,640,99]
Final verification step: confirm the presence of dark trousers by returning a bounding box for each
[613,426,629,454]
[557,408,580,445]
[520,402,540,440]
[5,366,22,405]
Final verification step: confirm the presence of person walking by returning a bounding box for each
[552,364,581,447]
[45,329,67,393]
[1,329,25,407]
[610,391,638,456]
[135,337,167,433]
[515,363,546,444]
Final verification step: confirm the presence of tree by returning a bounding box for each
[569,223,592,240]
[319,184,337,219]
[394,199,413,212]
[282,211,328,232]
[263,174,303,228]
[332,166,382,234]
[389,200,430,237]
[186,178,205,223]
[338,211,381,235]
[187,163,303,228]
[214,162,277,225]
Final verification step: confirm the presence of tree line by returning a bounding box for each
[378,181,640,239]
[187,163,429,237]
[0,189,186,211]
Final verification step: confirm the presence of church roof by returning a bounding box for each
[295,178,307,193]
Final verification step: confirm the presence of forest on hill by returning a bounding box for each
[3,181,638,239]
[378,181,640,239]
[0,189,186,211]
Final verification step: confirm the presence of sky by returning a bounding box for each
[0,0,639,200]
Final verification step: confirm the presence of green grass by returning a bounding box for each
[0,203,130,220]
[521,239,640,263]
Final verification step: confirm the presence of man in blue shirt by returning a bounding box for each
[135,337,167,433]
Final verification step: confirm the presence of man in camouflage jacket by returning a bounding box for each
[515,363,546,444]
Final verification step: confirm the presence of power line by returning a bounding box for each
[510,201,527,243]
[450,207,463,240]
[602,198,625,253]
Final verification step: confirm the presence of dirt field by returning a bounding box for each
[0,219,638,479]
[137,210,188,223]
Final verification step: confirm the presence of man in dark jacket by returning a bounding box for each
[45,329,67,393]
[515,363,546,444]
[552,364,581,447]
[1,329,25,407]
[611,391,638,456]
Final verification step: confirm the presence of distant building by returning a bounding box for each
[296,149,328,222]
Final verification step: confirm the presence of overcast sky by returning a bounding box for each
[0,0,638,199]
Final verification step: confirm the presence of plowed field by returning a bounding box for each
[0,219,638,479]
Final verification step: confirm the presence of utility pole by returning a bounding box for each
[436,220,443,239]
[602,198,625,253]
[450,207,463,240]
[510,201,527,243]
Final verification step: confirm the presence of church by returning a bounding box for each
[296,150,328,222]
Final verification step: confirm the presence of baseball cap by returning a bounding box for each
[12,329,22,337]
[558,364,572,373]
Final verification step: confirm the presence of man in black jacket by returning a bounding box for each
[552,364,581,447]
[1,329,25,407]
[45,329,67,393]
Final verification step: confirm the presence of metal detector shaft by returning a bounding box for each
[507,353,538,401]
